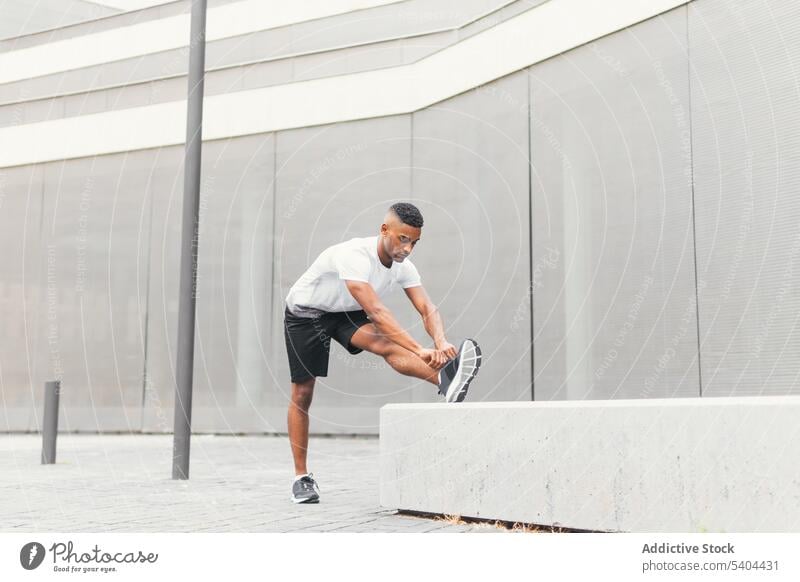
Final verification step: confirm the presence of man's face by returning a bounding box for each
[381,217,421,263]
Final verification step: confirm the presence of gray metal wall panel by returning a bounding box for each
[207,26,294,69]
[104,81,162,110]
[411,70,532,402]
[530,7,699,401]
[0,164,43,431]
[689,0,800,397]
[0,96,64,127]
[191,134,275,432]
[238,59,295,92]
[401,30,456,64]
[291,40,406,83]
[141,135,276,434]
[32,151,152,431]
[273,116,414,434]
[287,0,505,55]
[140,146,184,432]
[457,0,545,41]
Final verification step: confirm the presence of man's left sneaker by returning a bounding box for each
[437,338,482,403]
[291,473,320,504]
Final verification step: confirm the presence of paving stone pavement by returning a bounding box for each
[0,434,510,533]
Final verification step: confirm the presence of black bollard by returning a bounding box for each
[41,380,60,464]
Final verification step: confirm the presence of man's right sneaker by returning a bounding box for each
[437,338,482,403]
[291,473,320,504]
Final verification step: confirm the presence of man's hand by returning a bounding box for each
[434,340,457,360]
[416,348,450,370]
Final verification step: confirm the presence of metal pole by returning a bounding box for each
[172,0,208,480]
[41,380,60,464]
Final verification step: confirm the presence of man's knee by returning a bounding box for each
[291,377,315,410]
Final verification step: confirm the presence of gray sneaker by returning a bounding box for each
[437,338,482,403]
[291,473,320,504]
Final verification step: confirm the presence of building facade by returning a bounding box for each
[1,0,797,434]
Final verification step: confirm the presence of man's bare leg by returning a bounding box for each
[383,344,441,384]
[287,376,315,476]
[349,324,442,385]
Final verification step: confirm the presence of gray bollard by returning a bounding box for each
[41,380,60,464]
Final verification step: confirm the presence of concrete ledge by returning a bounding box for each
[379,397,800,532]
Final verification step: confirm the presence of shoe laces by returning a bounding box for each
[298,473,319,492]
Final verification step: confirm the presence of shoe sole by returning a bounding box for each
[445,339,482,403]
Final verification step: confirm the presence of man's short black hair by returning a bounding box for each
[389,202,424,228]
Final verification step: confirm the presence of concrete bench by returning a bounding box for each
[379,396,800,532]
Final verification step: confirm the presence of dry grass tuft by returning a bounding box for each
[510,521,539,533]
[411,510,571,533]
[436,513,467,525]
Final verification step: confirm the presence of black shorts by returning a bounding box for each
[283,306,372,383]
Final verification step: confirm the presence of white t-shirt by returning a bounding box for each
[285,235,422,317]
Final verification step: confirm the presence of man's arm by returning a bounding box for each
[344,280,449,368]
[404,286,457,360]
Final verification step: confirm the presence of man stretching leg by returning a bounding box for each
[283,202,482,503]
